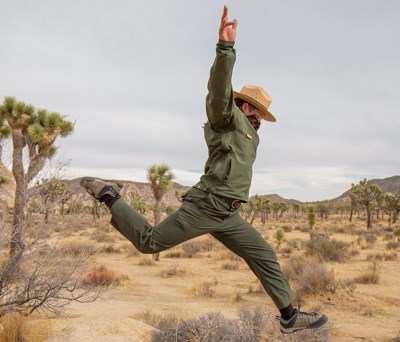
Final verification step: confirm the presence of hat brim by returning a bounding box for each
[233,91,277,122]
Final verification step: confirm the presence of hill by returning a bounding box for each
[335,175,400,202]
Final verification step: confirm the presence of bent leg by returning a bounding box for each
[212,215,292,309]
[110,193,222,254]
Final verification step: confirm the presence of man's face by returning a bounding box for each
[242,103,262,131]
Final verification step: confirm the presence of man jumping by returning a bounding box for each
[80,6,328,333]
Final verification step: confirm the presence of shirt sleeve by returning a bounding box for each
[205,40,236,129]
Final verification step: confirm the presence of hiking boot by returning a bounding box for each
[277,306,328,333]
[80,177,123,200]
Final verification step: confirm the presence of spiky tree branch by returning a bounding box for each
[0,96,74,256]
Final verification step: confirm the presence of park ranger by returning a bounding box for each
[81,6,328,333]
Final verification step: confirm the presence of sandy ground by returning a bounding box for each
[34,217,400,342]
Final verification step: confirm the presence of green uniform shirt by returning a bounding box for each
[194,40,259,202]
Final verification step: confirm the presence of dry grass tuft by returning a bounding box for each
[159,265,187,278]
[0,313,50,342]
[232,292,244,302]
[366,252,397,261]
[386,241,400,250]
[98,244,123,254]
[58,241,95,257]
[185,281,214,297]
[133,309,180,330]
[354,262,380,284]
[164,249,184,258]
[221,262,240,271]
[90,230,116,243]
[137,256,156,266]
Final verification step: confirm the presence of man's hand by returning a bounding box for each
[219,5,237,42]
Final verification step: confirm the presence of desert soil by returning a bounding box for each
[25,215,400,342]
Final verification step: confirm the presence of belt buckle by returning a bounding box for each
[230,199,241,210]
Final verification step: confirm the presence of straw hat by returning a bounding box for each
[233,85,276,122]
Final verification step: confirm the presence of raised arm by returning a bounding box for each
[206,6,238,129]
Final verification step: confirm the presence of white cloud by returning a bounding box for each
[1,0,399,201]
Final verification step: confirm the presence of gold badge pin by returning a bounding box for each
[246,133,252,140]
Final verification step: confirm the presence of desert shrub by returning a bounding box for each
[58,242,95,257]
[339,279,357,296]
[137,256,156,266]
[196,237,217,252]
[383,227,394,233]
[386,241,400,250]
[333,226,345,234]
[358,236,368,250]
[306,237,349,262]
[164,250,184,258]
[151,306,330,342]
[280,224,293,232]
[366,252,397,261]
[182,241,201,257]
[356,233,377,247]
[90,231,116,243]
[383,233,395,241]
[133,309,179,330]
[384,252,398,261]
[286,239,305,251]
[81,265,117,286]
[280,247,293,255]
[354,262,380,284]
[299,226,310,233]
[283,256,337,296]
[185,282,214,297]
[99,244,122,254]
[232,292,244,302]
[349,248,360,257]
[159,265,187,278]
[221,262,240,271]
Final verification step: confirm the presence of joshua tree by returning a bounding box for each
[37,178,72,223]
[351,179,382,229]
[308,204,316,241]
[147,163,175,260]
[385,192,400,224]
[0,96,74,256]
[292,203,301,219]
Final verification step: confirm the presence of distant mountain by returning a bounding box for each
[2,172,399,211]
[335,175,400,202]
[251,193,302,204]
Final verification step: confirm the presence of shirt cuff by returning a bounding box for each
[217,40,235,48]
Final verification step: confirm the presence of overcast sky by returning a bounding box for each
[1,0,399,201]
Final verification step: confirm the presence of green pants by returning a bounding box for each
[110,187,292,309]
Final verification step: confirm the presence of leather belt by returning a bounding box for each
[214,194,241,210]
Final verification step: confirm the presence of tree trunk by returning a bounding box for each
[153,200,162,261]
[366,205,372,229]
[10,181,27,256]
